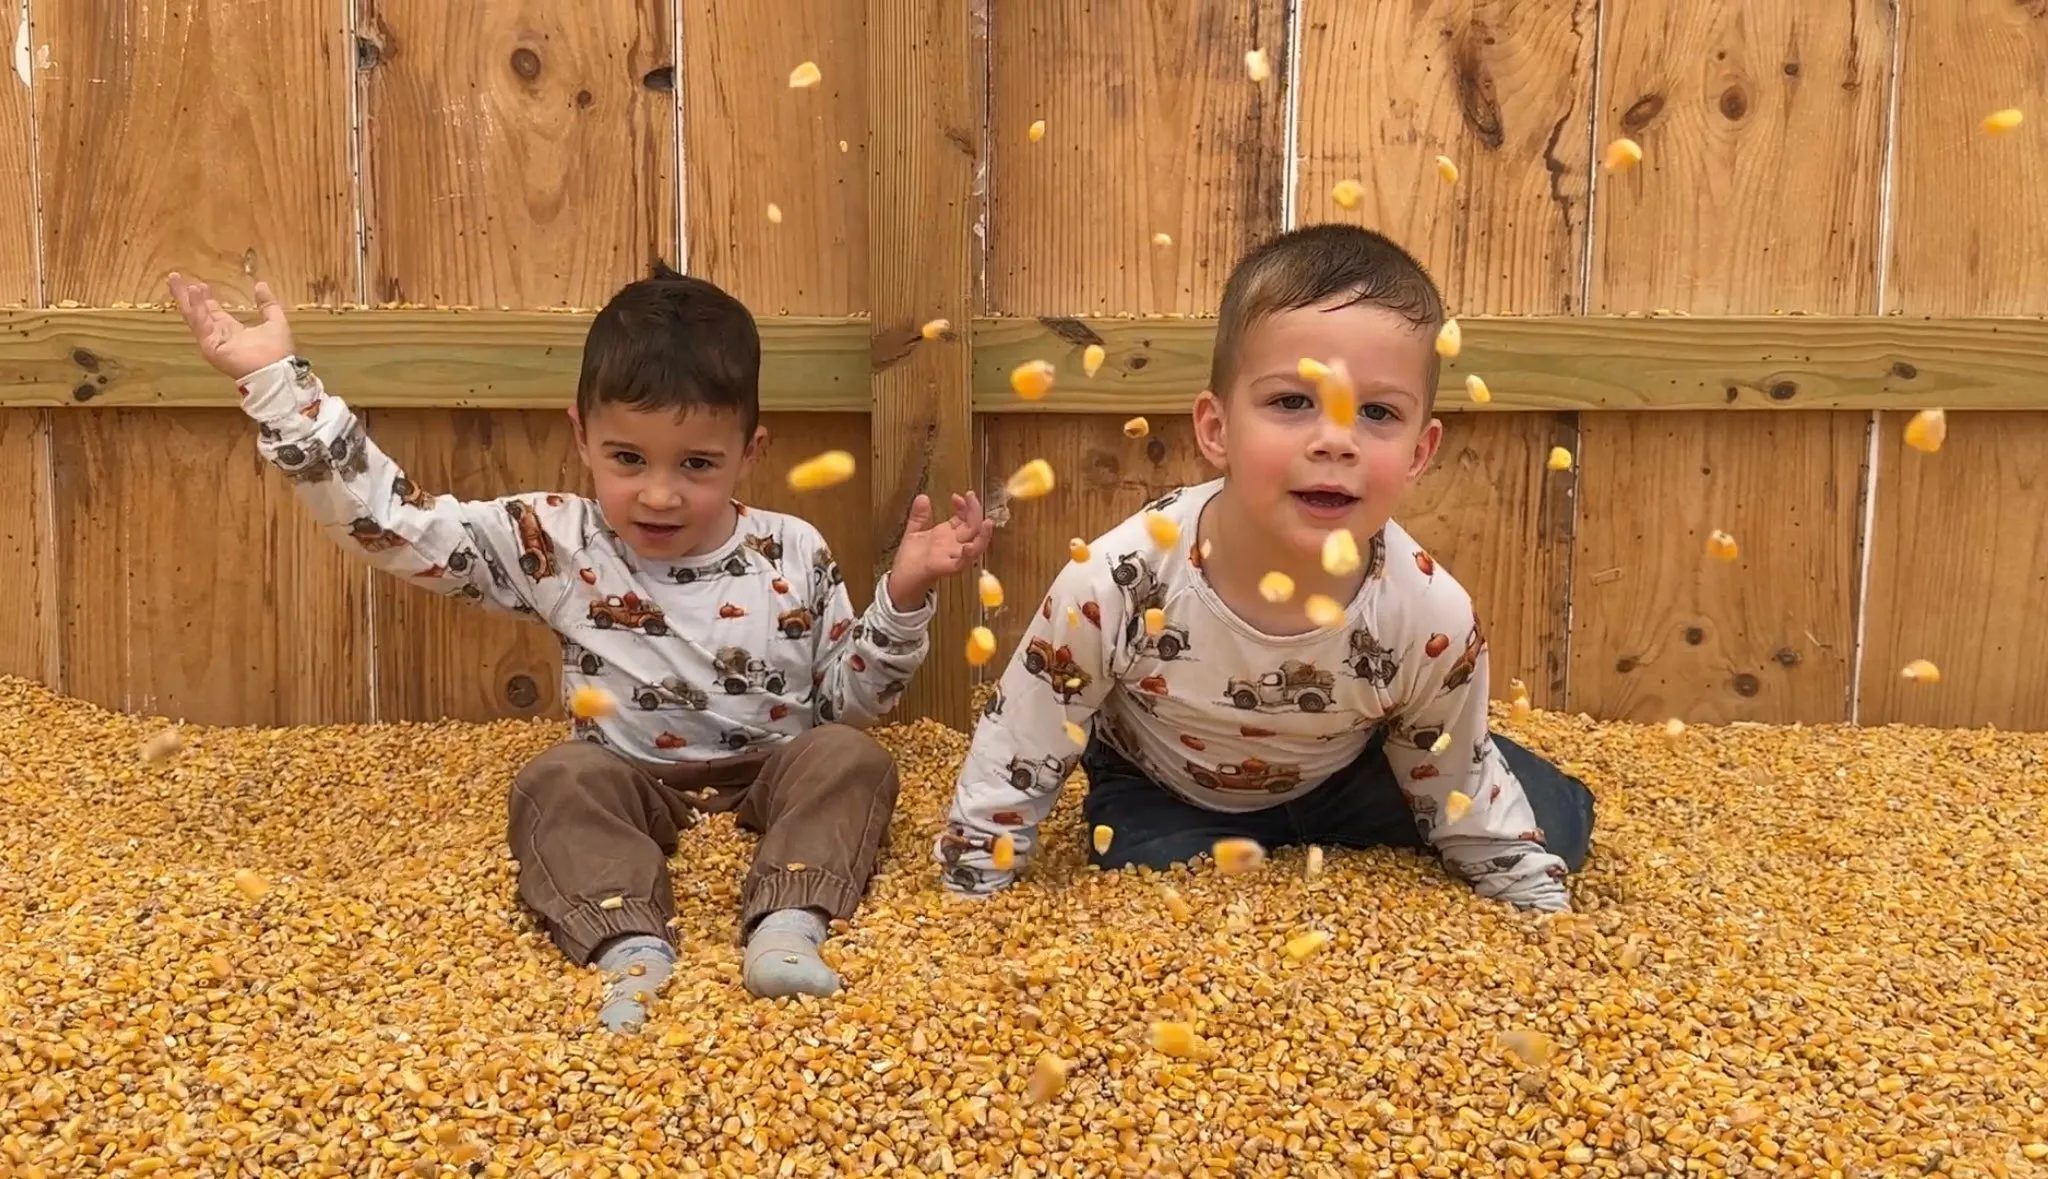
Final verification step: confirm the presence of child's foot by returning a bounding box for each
[593,934,676,1033]
[742,907,841,999]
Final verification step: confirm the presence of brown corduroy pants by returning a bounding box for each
[505,725,900,965]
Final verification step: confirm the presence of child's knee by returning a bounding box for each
[802,724,900,806]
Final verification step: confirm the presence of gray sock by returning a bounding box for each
[742,907,841,999]
[593,934,676,1033]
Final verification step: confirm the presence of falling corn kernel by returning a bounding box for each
[1706,530,1739,562]
[1244,48,1271,82]
[1005,458,1056,500]
[1663,717,1686,739]
[1082,343,1106,377]
[787,449,856,491]
[838,139,849,152]
[1068,538,1090,563]
[1435,318,1462,359]
[920,317,950,340]
[1465,373,1492,404]
[1984,107,2024,135]
[1258,571,1295,603]
[1028,119,1046,142]
[1510,696,1532,722]
[991,834,1016,870]
[765,202,783,224]
[1435,155,1459,184]
[1198,538,1213,561]
[1321,528,1360,576]
[1062,721,1087,748]
[788,61,822,88]
[1212,837,1267,876]
[1298,357,1330,382]
[1306,845,1324,879]
[1151,1021,1199,1058]
[1304,594,1344,628]
[1316,356,1356,427]
[1161,886,1193,921]
[140,727,184,764]
[1010,359,1055,401]
[599,895,625,911]
[1123,416,1149,438]
[1904,408,1946,453]
[1330,178,1364,209]
[1429,731,1453,755]
[1284,930,1332,962]
[1092,825,1114,854]
[1901,659,1940,683]
[231,869,269,901]
[1499,1028,1556,1067]
[978,571,1004,610]
[1144,607,1166,636]
[1445,791,1473,822]
[1547,446,1574,472]
[965,626,997,666]
[1145,511,1180,549]
[1151,232,1173,247]
[1603,137,1643,171]
[570,686,617,719]
[1025,1053,1070,1103]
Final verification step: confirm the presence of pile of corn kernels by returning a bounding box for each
[4,672,2048,1178]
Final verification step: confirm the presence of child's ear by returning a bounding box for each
[1406,416,1444,481]
[1192,389,1229,469]
[566,407,594,466]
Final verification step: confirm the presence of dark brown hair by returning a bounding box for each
[1209,223,1446,407]
[575,260,761,437]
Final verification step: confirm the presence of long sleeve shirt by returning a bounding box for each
[936,477,1569,910]
[236,354,936,759]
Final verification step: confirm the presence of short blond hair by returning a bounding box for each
[1209,224,1446,407]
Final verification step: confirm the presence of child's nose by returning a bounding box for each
[638,481,684,510]
[1307,422,1360,462]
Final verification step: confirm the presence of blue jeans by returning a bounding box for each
[1079,730,1594,872]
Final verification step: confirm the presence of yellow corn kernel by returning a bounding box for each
[1306,845,1324,879]
[965,626,997,666]
[1161,886,1193,921]
[1546,445,1574,472]
[1145,511,1180,549]
[919,317,951,340]
[787,449,856,491]
[839,139,849,152]
[232,869,269,901]
[1028,119,1046,142]
[1664,717,1687,739]
[1010,359,1055,401]
[1297,357,1330,383]
[1304,594,1344,628]
[1435,318,1462,359]
[992,834,1016,870]
[1069,537,1090,563]
[1082,343,1106,378]
[1445,791,1473,822]
[1005,458,1056,500]
[140,727,184,764]
[1284,930,1332,962]
[1429,731,1453,755]
[1706,529,1739,562]
[1258,571,1294,603]
[1435,155,1459,184]
[978,571,1004,610]
[1143,607,1165,636]
[2026,1143,2048,1161]
[569,686,617,719]
[788,60,822,88]
[1151,231,1173,247]
[1904,408,1946,453]
[1330,178,1364,209]
[1901,659,1940,683]
[1465,373,1492,404]
[1064,606,1079,626]
[1026,1053,1070,1103]
[1151,1021,1199,1058]
[785,862,806,872]
[1321,528,1360,576]
[1063,721,1086,747]
[1244,48,1271,82]
[766,202,783,224]
[1603,136,1643,171]
[1212,837,1267,876]
[600,895,625,910]
[1091,824,1113,854]
[1123,416,1150,438]
[1317,356,1356,426]
[1499,1029,1556,1067]
[1510,696,1532,722]
[1984,107,2024,135]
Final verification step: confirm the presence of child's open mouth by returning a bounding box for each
[636,523,686,541]
[1291,489,1359,512]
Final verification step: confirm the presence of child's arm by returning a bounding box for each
[935,558,1124,896]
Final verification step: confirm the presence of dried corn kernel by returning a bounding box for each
[1321,528,1360,576]
[978,571,1004,610]
[140,726,183,764]
[1028,119,1046,142]
[1298,357,1330,382]
[1499,1029,1556,1067]
[1010,359,1055,401]
[1435,155,1459,184]
[1005,458,1055,500]
[1213,837,1267,876]
[1330,178,1364,209]
[1143,607,1165,636]
[785,862,807,871]
[766,202,783,223]
[1510,696,1532,722]
[1901,659,1940,683]
[1284,930,1332,961]
[1244,48,1271,82]
[1258,571,1294,603]
[839,139,848,152]
[1706,530,1739,562]
[1068,537,1090,563]
[1092,824,1113,854]
[1306,845,1324,879]
[991,834,1016,870]
[1151,1021,1199,1058]
[965,626,997,666]
[1604,137,1643,171]
[569,686,617,719]
[1123,416,1149,438]
[1445,791,1473,822]
[1316,356,1356,427]
[1664,717,1686,739]
[1161,886,1193,920]
[1984,107,2024,134]
[787,449,856,491]
[1465,373,1491,404]
[1904,408,1946,453]
[232,868,269,901]
[1145,511,1180,549]
[1082,343,1106,377]
[600,895,625,910]
[919,317,950,340]
[1546,445,1573,472]
[788,60,822,88]
[1063,721,1086,746]
[1435,318,1461,359]
[1026,1052,1070,1103]
[1151,232,1173,247]
[1304,594,1345,628]
[1429,731,1453,755]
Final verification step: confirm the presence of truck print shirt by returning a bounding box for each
[236,355,936,760]
[937,478,1569,911]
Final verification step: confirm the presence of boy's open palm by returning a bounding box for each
[167,273,295,381]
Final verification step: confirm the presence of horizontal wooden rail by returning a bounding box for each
[5,308,2048,412]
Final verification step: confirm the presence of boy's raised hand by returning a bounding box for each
[167,273,295,381]
[884,492,995,611]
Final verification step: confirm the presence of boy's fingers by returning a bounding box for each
[253,281,288,326]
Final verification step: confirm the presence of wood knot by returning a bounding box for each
[1621,93,1666,135]
[1891,361,1917,379]
[1615,655,1639,673]
[641,65,675,92]
[1774,647,1800,667]
[1683,626,1705,645]
[575,89,593,109]
[1767,381,1797,402]
[505,675,540,709]
[72,347,101,372]
[1718,86,1749,121]
[510,48,542,82]
[1732,672,1761,697]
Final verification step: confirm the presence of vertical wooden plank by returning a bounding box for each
[35,1,366,722]
[1295,0,1599,314]
[680,0,866,315]
[0,410,58,689]
[358,0,677,308]
[1571,0,1893,724]
[868,0,977,730]
[1,0,36,305]
[987,2,1289,315]
[1864,1,2048,729]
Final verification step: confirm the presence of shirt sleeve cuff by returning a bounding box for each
[236,356,314,423]
[866,572,937,636]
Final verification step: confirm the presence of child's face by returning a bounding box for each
[571,401,764,562]
[1194,298,1442,562]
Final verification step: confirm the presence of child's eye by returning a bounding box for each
[613,451,645,468]
[1274,392,1316,412]
[683,457,715,472]
[1361,404,1396,423]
